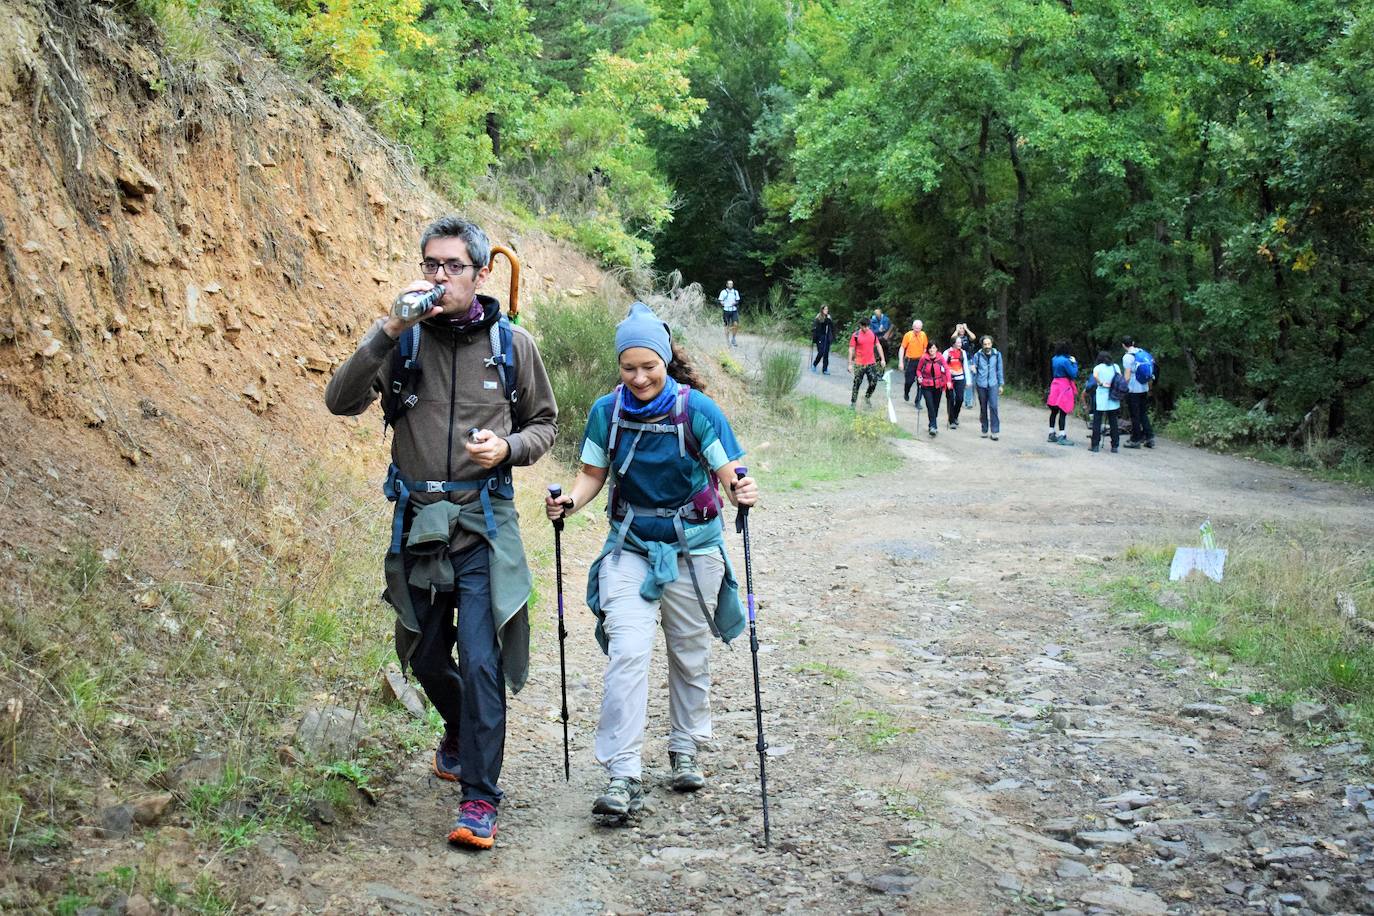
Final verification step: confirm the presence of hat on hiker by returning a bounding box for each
[615,301,672,363]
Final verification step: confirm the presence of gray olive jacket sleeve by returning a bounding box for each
[504,325,558,466]
[324,319,395,416]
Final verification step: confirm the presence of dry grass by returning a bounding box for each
[0,448,432,903]
[1106,527,1374,749]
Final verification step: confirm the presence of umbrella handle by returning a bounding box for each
[490,244,521,319]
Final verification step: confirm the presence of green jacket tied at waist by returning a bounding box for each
[585,515,744,655]
[384,498,532,693]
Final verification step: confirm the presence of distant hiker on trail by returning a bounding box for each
[898,320,928,402]
[810,306,835,374]
[848,319,886,409]
[1121,336,1157,449]
[1046,341,1079,446]
[324,215,558,851]
[718,281,741,347]
[542,302,758,824]
[869,308,894,360]
[915,341,952,437]
[942,340,969,430]
[1089,350,1124,452]
[952,323,977,410]
[970,335,1004,440]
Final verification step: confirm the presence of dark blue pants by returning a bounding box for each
[946,377,966,424]
[406,543,506,805]
[1127,392,1155,442]
[812,340,831,372]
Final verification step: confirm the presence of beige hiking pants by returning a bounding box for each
[595,550,722,779]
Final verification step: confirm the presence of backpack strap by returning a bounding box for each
[486,317,520,432]
[382,324,423,430]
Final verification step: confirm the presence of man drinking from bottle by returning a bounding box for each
[325,215,558,850]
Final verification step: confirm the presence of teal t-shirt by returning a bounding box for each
[581,388,744,543]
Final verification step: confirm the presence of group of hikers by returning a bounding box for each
[1046,339,1158,451]
[328,216,759,852]
[804,305,1157,452]
[808,309,1007,440]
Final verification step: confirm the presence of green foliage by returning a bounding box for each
[649,0,1374,453]
[738,396,905,492]
[136,0,701,261]
[1165,395,1276,449]
[758,350,800,403]
[528,295,620,464]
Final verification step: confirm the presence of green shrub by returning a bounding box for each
[529,296,619,464]
[759,350,801,403]
[1165,394,1276,449]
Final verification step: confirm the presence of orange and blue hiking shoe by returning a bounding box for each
[448,799,498,849]
[433,732,461,782]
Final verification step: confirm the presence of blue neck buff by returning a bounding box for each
[619,375,680,419]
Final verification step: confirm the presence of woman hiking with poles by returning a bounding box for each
[544,302,759,823]
[915,341,952,437]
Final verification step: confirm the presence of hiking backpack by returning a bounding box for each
[604,384,720,525]
[1108,366,1131,400]
[604,383,727,639]
[380,317,520,434]
[1132,348,1156,384]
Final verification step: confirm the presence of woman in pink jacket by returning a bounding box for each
[916,342,952,438]
[1045,341,1079,446]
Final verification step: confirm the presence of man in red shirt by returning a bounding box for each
[847,320,887,409]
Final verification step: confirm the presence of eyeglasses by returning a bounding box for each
[420,259,478,277]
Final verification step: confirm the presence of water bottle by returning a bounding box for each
[391,284,445,322]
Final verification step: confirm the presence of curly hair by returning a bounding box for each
[666,342,707,392]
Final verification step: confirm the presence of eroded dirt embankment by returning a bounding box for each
[0,0,602,552]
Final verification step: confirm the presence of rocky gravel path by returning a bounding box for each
[247,347,1374,915]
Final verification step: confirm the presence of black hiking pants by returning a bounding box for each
[903,363,918,400]
[947,377,966,424]
[920,386,943,430]
[405,542,506,806]
[813,340,831,372]
[1127,392,1154,443]
[1092,408,1120,450]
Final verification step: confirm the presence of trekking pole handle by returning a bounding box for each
[548,484,571,532]
[733,466,750,528]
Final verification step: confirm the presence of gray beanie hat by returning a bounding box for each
[614,301,672,363]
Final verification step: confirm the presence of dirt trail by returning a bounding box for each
[257,342,1374,915]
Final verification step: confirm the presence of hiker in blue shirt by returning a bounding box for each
[1121,336,1156,449]
[970,335,1004,440]
[545,302,758,823]
[869,308,894,360]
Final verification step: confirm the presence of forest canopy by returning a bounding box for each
[142,0,1374,447]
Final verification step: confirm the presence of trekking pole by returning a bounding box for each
[548,484,572,781]
[733,467,771,847]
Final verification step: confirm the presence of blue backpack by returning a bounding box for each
[1132,349,1156,384]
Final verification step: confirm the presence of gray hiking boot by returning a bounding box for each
[592,776,644,817]
[669,752,706,792]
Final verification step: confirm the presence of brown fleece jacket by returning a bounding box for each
[325,295,558,553]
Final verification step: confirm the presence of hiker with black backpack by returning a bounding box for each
[810,305,835,374]
[325,215,558,851]
[543,302,758,824]
[1121,336,1157,449]
[1088,349,1125,452]
[848,319,886,409]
